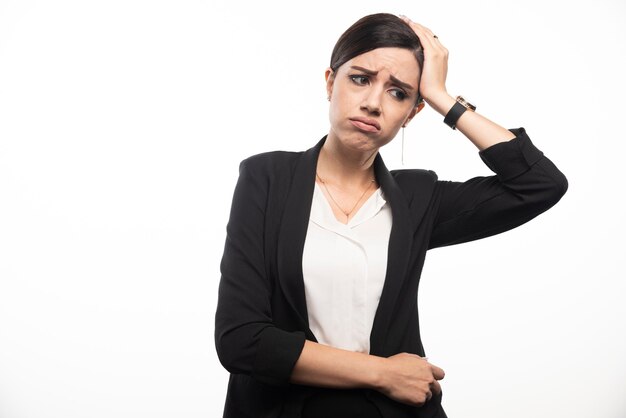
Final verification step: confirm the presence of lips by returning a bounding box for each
[349,116,381,133]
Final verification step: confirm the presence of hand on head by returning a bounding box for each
[398,15,450,105]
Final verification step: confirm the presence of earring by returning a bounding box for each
[327,95,330,101]
[401,126,405,166]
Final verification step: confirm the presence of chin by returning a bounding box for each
[329,124,390,153]
[342,132,380,151]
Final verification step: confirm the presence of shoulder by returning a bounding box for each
[239,150,304,175]
[385,168,440,204]
[390,168,439,186]
[388,168,440,203]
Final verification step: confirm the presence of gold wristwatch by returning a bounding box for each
[444,96,476,130]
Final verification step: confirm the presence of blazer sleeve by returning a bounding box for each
[215,158,306,386]
[428,127,568,249]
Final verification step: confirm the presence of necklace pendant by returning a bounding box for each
[316,171,375,223]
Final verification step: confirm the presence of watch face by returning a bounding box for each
[457,96,476,111]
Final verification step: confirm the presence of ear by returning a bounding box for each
[402,102,425,127]
[325,67,335,100]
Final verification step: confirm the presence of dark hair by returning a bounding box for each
[330,13,424,105]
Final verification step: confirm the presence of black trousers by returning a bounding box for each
[301,388,383,418]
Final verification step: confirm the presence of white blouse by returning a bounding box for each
[302,182,392,354]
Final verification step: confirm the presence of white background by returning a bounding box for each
[1,0,624,417]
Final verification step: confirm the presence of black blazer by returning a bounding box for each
[215,127,568,417]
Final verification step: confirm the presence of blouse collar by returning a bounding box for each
[310,183,387,233]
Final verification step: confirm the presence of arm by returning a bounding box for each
[395,18,567,248]
[428,125,567,249]
[427,92,567,249]
[291,340,446,407]
[215,159,306,386]
[427,91,516,151]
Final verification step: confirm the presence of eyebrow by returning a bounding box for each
[350,65,415,91]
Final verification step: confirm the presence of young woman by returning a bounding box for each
[215,12,567,418]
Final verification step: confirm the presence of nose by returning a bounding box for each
[360,88,382,115]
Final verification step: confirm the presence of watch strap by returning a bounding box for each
[443,101,467,130]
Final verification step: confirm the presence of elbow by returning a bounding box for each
[216,323,307,386]
[536,157,568,207]
[215,335,232,373]
[547,170,568,207]
[532,171,568,216]
[215,329,251,375]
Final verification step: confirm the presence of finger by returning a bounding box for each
[417,26,443,48]
[405,19,438,42]
[425,390,433,402]
[419,25,437,39]
[431,379,442,395]
[400,17,444,49]
[399,16,434,38]
[411,25,440,51]
[429,363,446,380]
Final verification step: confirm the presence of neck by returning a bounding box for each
[317,132,378,187]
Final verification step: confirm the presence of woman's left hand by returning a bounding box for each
[399,15,449,105]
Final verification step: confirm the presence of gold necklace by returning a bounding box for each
[316,172,376,222]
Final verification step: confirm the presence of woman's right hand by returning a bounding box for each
[290,341,444,406]
[376,353,445,406]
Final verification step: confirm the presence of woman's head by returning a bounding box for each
[324,13,425,154]
[329,13,424,106]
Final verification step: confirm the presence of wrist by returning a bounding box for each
[367,355,389,391]
[425,92,456,116]
[443,95,477,130]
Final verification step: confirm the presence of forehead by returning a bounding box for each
[343,47,420,86]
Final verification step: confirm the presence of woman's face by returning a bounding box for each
[326,47,424,154]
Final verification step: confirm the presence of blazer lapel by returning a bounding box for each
[275,136,326,341]
[369,153,414,356]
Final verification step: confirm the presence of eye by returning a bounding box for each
[349,75,369,85]
[390,88,408,101]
